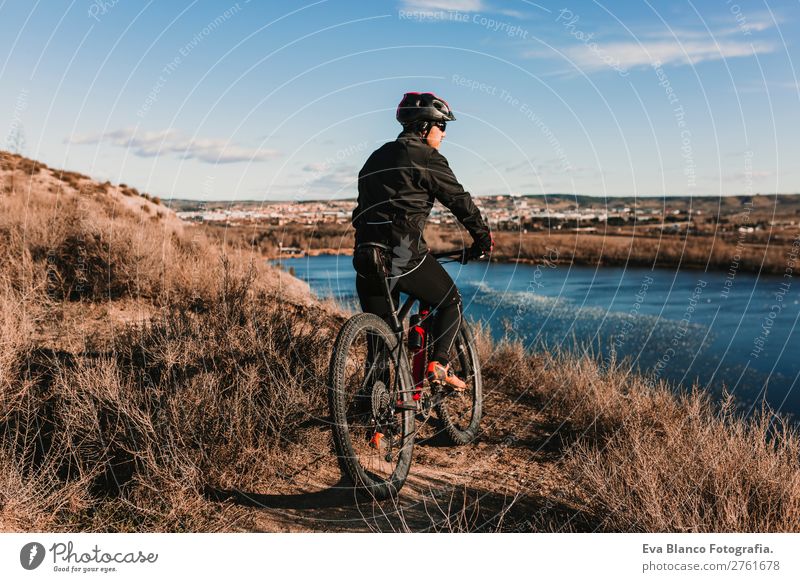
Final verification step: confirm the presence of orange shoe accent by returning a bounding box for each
[369,432,384,449]
[426,361,467,392]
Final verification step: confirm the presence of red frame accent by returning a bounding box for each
[410,308,431,400]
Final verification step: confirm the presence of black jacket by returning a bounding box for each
[352,129,491,274]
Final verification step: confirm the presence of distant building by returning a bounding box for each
[278,246,305,257]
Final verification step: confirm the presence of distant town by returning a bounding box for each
[169,193,800,236]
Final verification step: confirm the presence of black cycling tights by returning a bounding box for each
[356,253,462,365]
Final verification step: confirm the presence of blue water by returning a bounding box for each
[278,255,800,418]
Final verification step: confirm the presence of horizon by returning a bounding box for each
[166,191,800,204]
[2,1,798,201]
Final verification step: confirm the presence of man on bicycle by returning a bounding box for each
[352,92,493,391]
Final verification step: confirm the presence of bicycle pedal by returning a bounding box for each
[369,432,384,449]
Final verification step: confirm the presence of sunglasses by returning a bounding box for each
[433,122,447,131]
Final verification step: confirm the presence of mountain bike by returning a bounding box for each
[328,248,483,500]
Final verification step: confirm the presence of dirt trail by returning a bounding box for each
[213,388,597,533]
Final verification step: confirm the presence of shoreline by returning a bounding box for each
[270,247,790,276]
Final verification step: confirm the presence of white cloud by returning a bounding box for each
[529,37,776,74]
[582,39,774,69]
[496,8,528,19]
[67,127,280,164]
[537,17,779,73]
[774,81,800,90]
[292,164,358,198]
[733,170,773,180]
[400,0,485,11]
[319,172,356,188]
[309,167,357,189]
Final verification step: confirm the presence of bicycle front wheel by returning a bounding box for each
[435,320,483,445]
[328,313,415,500]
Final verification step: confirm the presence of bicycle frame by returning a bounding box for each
[376,248,470,406]
[374,277,420,405]
[379,245,470,333]
[327,246,479,497]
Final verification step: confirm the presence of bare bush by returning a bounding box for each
[484,346,800,532]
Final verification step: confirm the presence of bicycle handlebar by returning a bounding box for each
[430,248,482,264]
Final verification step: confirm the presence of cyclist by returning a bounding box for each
[352,92,493,391]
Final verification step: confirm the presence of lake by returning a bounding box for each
[277,254,800,418]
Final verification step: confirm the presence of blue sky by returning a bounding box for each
[1,0,799,200]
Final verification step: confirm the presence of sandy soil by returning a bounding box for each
[206,386,596,533]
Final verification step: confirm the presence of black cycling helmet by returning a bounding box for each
[396,92,456,125]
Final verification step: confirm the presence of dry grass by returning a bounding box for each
[2,150,799,532]
[0,179,210,303]
[483,342,800,532]
[430,228,791,274]
[2,279,342,530]
[1,153,341,531]
[514,231,786,274]
[0,247,341,531]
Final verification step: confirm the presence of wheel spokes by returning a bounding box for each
[341,326,405,482]
[438,338,477,430]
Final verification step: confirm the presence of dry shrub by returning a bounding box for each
[0,183,215,304]
[111,268,340,493]
[0,261,342,531]
[0,339,99,531]
[0,290,34,389]
[359,485,522,533]
[486,346,800,532]
[568,393,800,532]
[1,339,239,532]
[466,319,494,367]
[417,487,522,533]
[16,157,46,176]
[0,450,95,531]
[481,339,539,398]
[488,230,788,274]
[1,159,343,530]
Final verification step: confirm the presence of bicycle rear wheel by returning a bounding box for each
[328,313,415,499]
[435,320,482,445]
